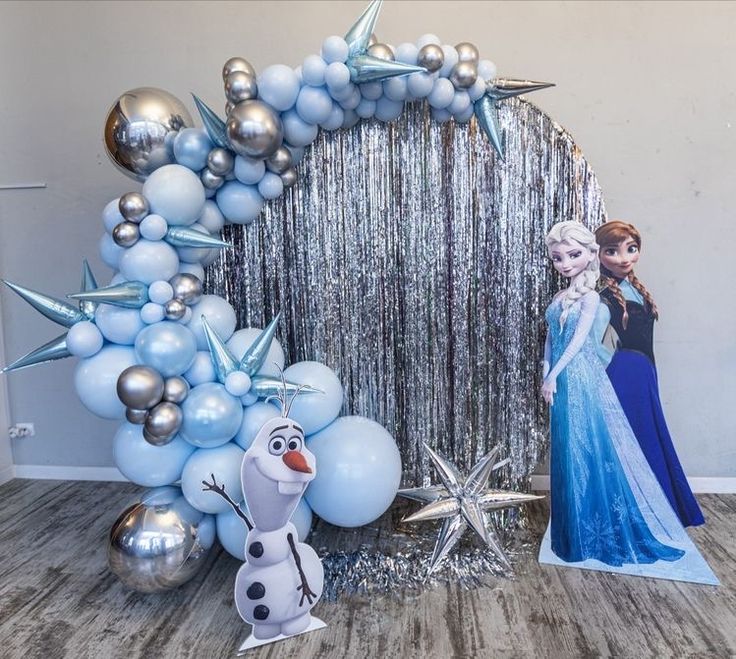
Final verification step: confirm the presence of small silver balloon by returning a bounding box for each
[226,100,283,159]
[118,192,149,223]
[222,56,256,81]
[164,298,187,321]
[143,401,183,445]
[417,44,444,73]
[169,273,203,305]
[104,87,193,182]
[163,376,190,404]
[225,101,235,116]
[201,168,224,190]
[280,167,298,189]
[367,43,394,61]
[125,408,148,425]
[266,146,293,174]
[112,221,140,248]
[108,487,215,593]
[450,61,478,89]
[117,365,165,410]
[207,147,234,176]
[225,70,258,104]
[368,32,378,48]
[455,42,480,64]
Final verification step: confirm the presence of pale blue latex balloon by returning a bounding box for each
[286,144,305,165]
[302,54,327,86]
[406,72,434,99]
[338,87,361,111]
[178,262,205,281]
[66,321,103,358]
[148,281,174,304]
[140,302,165,324]
[395,42,419,65]
[355,99,376,119]
[103,198,123,234]
[226,328,285,377]
[325,62,351,92]
[468,77,487,103]
[281,109,319,148]
[119,239,180,285]
[283,361,343,434]
[257,64,300,111]
[113,422,195,487]
[305,416,401,527]
[440,45,459,78]
[449,90,471,116]
[142,164,206,226]
[216,496,312,560]
[320,105,344,131]
[139,214,168,241]
[342,109,360,129]
[173,128,213,172]
[233,155,266,185]
[478,59,497,81]
[135,321,197,376]
[180,382,243,448]
[331,81,357,102]
[454,103,475,124]
[183,350,216,386]
[99,233,125,269]
[233,400,281,451]
[415,33,441,49]
[74,345,137,419]
[216,181,264,225]
[375,97,404,122]
[181,442,245,513]
[296,85,333,125]
[428,78,455,110]
[384,77,408,102]
[321,35,349,64]
[197,200,225,233]
[431,107,452,124]
[95,303,145,345]
[186,294,236,350]
[257,172,284,200]
[359,82,383,101]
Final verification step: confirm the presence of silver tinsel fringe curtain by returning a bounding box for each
[206,98,606,490]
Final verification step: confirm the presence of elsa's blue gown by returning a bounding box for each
[538,295,717,583]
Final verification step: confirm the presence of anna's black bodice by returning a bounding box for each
[600,286,656,364]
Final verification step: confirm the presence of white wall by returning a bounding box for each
[0,1,733,477]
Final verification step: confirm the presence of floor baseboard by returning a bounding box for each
[13,465,127,482]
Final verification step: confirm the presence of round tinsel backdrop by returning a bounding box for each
[206,98,606,489]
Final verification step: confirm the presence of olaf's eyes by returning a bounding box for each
[287,436,303,452]
[268,436,286,455]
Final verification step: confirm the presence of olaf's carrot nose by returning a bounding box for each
[283,450,312,474]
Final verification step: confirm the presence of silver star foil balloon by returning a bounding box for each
[399,443,543,576]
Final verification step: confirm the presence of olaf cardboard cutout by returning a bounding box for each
[203,383,325,652]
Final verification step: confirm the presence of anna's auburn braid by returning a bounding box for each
[628,273,659,320]
[601,274,631,329]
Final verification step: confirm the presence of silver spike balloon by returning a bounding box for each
[201,316,239,383]
[487,78,555,100]
[67,280,149,309]
[3,280,86,328]
[165,227,231,249]
[1,333,70,373]
[192,94,229,149]
[239,312,281,376]
[347,55,425,84]
[345,0,383,56]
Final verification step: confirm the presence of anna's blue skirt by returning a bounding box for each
[607,350,704,527]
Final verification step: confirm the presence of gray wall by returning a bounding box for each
[0,1,733,476]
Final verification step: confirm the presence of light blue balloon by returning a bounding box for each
[135,321,197,376]
[186,294,236,350]
[74,345,137,419]
[103,198,123,233]
[296,85,333,125]
[428,77,455,110]
[338,87,361,111]
[406,72,434,99]
[139,214,168,241]
[285,145,305,165]
[226,328,285,377]
[359,82,383,101]
[478,59,497,82]
[233,155,266,186]
[119,239,180,285]
[449,90,471,116]
[176,223,218,264]
[468,77,487,102]
[375,97,404,122]
[320,104,344,131]
[305,416,401,527]
[431,107,452,124]
[181,442,245,513]
[178,262,205,281]
[148,281,174,305]
[415,33,441,49]
[183,350,216,386]
[234,400,281,451]
[383,77,408,102]
[113,422,195,487]
[140,302,165,324]
[281,109,319,148]
[321,35,349,64]
[440,45,459,78]
[324,61,350,92]
[330,81,357,102]
[283,361,343,434]
[302,54,327,87]
[257,172,284,200]
[454,103,475,124]
[173,128,213,172]
[342,109,360,129]
[180,382,243,448]
[197,200,225,233]
[99,233,125,269]
[142,164,206,226]
[257,64,300,111]
[355,99,376,119]
[95,303,145,345]
[394,42,419,65]
[216,181,264,225]
[66,321,103,358]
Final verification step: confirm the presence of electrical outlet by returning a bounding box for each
[8,423,35,439]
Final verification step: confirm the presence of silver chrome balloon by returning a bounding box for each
[226,100,283,159]
[169,273,203,305]
[118,192,149,223]
[225,70,258,104]
[143,401,182,444]
[201,168,224,190]
[207,147,234,176]
[455,42,480,64]
[225,101,235,116]
[367,43,394,61]
[417,44,444,73]
[108,487,215,593]
[163,376,190,404]
[112,221,140,248]
[265,146,293,174]
[368,32,378,48]
[125,408,148,425]
[222,56,256,81]
[117,365,165,410]
[280,167,298,188]
[103,87,193,182]
[450,61,478,89]
[164,298,187,321]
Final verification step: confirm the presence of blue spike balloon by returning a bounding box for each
[79,260,99,319]
[344,0,383,56]
[3,280,87,328]
[67,281,149,309]
[239,312,281,376]
[201,316,239,383]
[192,94,230,149]
[474,94,504,160]
[1,332,71,373]
[347,56,425,84]
[165,227,231,249]
[249,375,323,400]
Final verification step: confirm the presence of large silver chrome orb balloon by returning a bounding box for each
[108,487,216,593]
[104,87,193,182]
[226,100,283,159]
[117,365,165,410]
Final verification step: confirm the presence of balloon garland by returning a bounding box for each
[1,0,553,591]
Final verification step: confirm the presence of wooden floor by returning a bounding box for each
[0,479,734,658]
